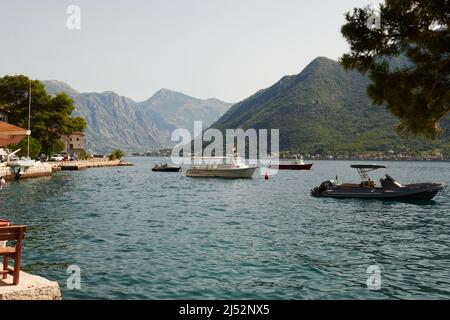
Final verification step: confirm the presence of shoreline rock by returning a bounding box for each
[0,271,62,300]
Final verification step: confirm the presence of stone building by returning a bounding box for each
[60,132,85,153]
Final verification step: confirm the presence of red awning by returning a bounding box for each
[0,122,30,147]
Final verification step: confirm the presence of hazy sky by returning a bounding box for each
[0,0,382,102]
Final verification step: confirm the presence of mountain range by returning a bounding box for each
[44,56,449,157]
[210,57,450,156]
[43,81,233,153]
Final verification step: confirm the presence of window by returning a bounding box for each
[77,138,79,141]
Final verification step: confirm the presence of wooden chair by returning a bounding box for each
[0,225,26,285]
[0,219,10,227]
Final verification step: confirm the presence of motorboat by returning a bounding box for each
[186,155,258,178]
[311,164,446,200]
[270,155,313,170]
[8,156,41,179]
[8,156,36,168]
[152,162,181,172]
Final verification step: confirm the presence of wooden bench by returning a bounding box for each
[0,220,10,228]
[0,220,10,249]
[0,226,26,285]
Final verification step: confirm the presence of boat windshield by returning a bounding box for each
[190,156,246,168]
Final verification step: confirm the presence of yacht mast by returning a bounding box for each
[27,80,31,158]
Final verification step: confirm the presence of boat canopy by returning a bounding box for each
[350,164,387,169]
[351,164,387,181]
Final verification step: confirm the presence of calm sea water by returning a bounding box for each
[0,158,449,299]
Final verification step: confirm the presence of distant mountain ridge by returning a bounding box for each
[210,57,449,156]
[43,80,80,96]
[43,81,233,153]
[136,88,232,134]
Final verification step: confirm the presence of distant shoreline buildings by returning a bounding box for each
[130,149,448,161]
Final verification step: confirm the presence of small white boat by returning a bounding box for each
[6,151,39,179]
[186,155,258,178]
[8,157,36,168]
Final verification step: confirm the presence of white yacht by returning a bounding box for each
[8,156,36,168]
[186,155,258,178]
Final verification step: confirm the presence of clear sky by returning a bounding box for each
[0,0,382,103]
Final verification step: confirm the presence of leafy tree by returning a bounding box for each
[75,150,91,160]
[6,136,41,159]
[49,140,66,156]
[0,75,86,154]
[109,149,125,160]
[341,0,450,138]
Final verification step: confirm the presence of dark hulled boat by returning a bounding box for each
[276,163,313,170]
[270,156,313,170]
[311,164,446,200]
[152,162,182,172]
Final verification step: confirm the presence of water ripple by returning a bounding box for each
[0,158,448,299]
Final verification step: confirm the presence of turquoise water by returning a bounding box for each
[0,158,449,299]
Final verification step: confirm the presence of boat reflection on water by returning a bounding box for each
[311,164,446,200]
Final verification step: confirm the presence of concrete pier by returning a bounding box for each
[0,271,62,300]
[0,159,132,181]
[51,159,133,171]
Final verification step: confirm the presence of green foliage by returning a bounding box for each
[50,140,66,155]
[75,150,91,160]
[442,144,450,159]
[0,75,87,154]
[6,136,41,159]
[211,57,449,156]
[340,0,450,139]
[109,149,125,160]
